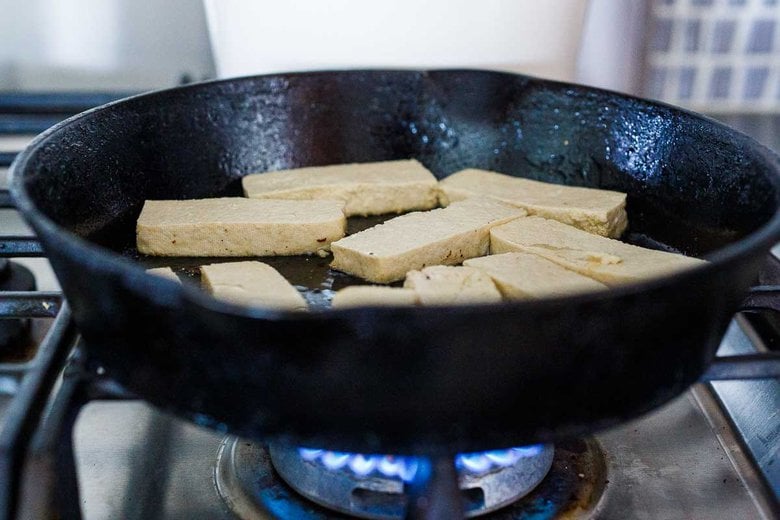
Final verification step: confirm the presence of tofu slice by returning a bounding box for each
[331,286,419,308]
[136,198,346,257]
[242,159,438,216]
[403,266,502,305]
[200,261,307,311]
[330,198,527,283]
[438,169,628,238]
[145,267,180,282]
[464,252,607,299]
[490,216,706,286]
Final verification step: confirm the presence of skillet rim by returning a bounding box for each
[9,68,780,322]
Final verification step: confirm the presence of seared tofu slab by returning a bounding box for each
[403,265,502,305]
[464,252,606,298]
[201,261,307,311]
[242,159,438,216]
[331,286,419,308]
[330,198,526,283]
[136,198,346,257]
[438,169,627,238]
[490,216,705,285]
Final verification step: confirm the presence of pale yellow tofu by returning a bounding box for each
[136,198,346,257]
[438,169,628,238]
[403,266,502,305]
[200,261,307,311]
[490,216,705,286]
[145,267,180,282]
[330,198,527,283]
[464,252,607,299]
[242,159,438,216]
[331,286,419,308]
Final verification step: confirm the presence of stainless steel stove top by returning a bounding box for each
[0,100,778,519]
[62,376,773,519]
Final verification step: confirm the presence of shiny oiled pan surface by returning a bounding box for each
[11,70,780,454]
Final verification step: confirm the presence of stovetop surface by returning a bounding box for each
[58,378,767,519]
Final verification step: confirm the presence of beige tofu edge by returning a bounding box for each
[438,185,628,238]
[244,181,439,217]
[137,219,346,257]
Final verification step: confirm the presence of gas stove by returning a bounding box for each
[0,95,778,519]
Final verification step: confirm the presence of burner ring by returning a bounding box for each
[215,437,606,520]
[268,443,553,519]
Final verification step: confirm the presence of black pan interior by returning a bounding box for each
[22,70,778,259]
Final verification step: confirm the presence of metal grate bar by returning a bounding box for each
[0,152,16,168]
[23,345,87,520]
[0,305,77,520]
[702,351,780,380]
[0,238,45,258]
[0,292,63,319]
[0,115,67,135]
[0,191,14,209]
[741,284,780,312]
[0,92,133,115]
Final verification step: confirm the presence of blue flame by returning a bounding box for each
[298,445,544,483]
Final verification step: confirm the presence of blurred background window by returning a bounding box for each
[0,0,778,114]
[642,0,780,112]
[0,0,215,91]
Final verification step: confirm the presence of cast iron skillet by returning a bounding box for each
[10,70,780,455]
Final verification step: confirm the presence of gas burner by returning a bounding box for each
[215,437,607,520]
[0,259,36,359]
[269,444,552,519]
